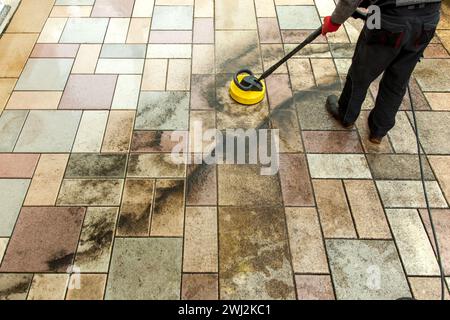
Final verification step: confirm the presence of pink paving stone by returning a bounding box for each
[0,207,85,272]
[30,44,79,58]
[149,31,192,44]
[193,18,214,44]
[186,163,217,206]
[419,209,450,275]
[303,130,364,153]
[258,18,282,44]
[59,75,117,110]
[295,275,335,300]
[423,44,450,58]
[91,0,134,18]
[265,74,292,108]
[279,153,315,206]
[130,131,188,153]
[0,154,40,178]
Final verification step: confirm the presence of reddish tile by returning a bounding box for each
[295,275,335,300]
[419,209,450,275]
[281,30,327,43]
[193,18,214,44]
[182,274,218,300]
[265,74,292,108]
[91,0,134,17]
[423,44,450,58]
[0,154,40,178]
[303,131,363,153]
[0,207,85,272]
[31,44,79,58]
[187,163,217,206]
[409,277,450,300]
[131,131,188,153]
[279,154,314,206]
[59,75,117,110]
[258,18,282,43]
[190,74,216,110]
[149,31,192,44]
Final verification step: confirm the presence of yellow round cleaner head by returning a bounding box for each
[229,69,266,105]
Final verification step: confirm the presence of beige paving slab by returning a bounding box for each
[142,59,168,90]
[0,33,38,78]
[0,79,16,112]
[38,18,67,43]
[167,59,191,91]
[27,274,69,300]
[105,18,130,43]
[7,92,62,110]
[429,156,450,205]
[307,154,372,179]
[6,0,54,33]
[101,111,135,153]
[72,44,102,74]
[195,0,213,17]
[72,111,109,153]
[192,45,214,74]
[215,0,257,30]
[126,18,151,43]
[50,5,93,17]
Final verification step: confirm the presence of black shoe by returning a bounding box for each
[325,95,354,129]
[369,133,383,144]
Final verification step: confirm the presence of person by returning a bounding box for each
[321,0,441,144]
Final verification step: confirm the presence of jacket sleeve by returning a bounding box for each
[331,0,362,24]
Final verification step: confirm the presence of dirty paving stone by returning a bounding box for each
[65,154,127,178]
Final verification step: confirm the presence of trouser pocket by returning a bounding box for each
[364,15,406,48]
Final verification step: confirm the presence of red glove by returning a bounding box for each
[322,16,341,36]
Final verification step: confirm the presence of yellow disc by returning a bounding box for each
[229,74,266,105]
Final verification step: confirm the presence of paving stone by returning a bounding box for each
[313,179,357,238]
[152,5,193,30]
[15,59,73,91]
[136,91,190,130]
[24,154,69,206]
[285,208,328,273]
[409,277,450,300]
[218,165,283,206]
[295,275,335,300]
[147,44,192,58]
[7,0,54,33]
[31,44,79,58]
[117,179,154,236]
[14,111,82,153]
[0,179,30,237]
[60,18,109,43]
[38,18,67,43]
[105,238,182,300]
[215,0,256,29]
[279,154,314,206]
[27,274,69,300]
[429,156,450,205]
[183,207,218,272]
[91,0,134,17]
[0,274,33,300]
[311,58,340,89]
[101,111,135,153]
[326,239,411,300]
[150,179,185,237]
[376,180,447,208]
[193,18,214,43]
[167,59,191,90]
[192,45,214,74]
[411,111,450,154]
[425,92,450,111]
[367,154,435,180]
[142,59,168,90]
[66,274,107,300]
[182,274,218,300]
[72,111,108,152]
[307,154,372,179]
[186,163,217,206]
[0,111,28,152]
[126,18,151,43]
[387,209,440,276]
[149,30,192,44]
[0,154,39,178]
[104,18,130,43]
[57,179,124,206]
[258,18,282,43]
[59,75,117,110]
[0,34,38,78]
[112,75,141,110]
[0,239,8,264]
[96,58,145,74]
[127,154,185,178]
[74,207,118,273]
[270,108,303,152]
[100,44,146,58]
[262,44,288,74]
[50,5,93,17]
[386,111,416,154]
[219,207,295,300]
[131,130,188,153]
[0,207,85,272]
[344,180,391,239]
[0,79,16,112]
[7,92,62,110]
[414,59,450,92]
[72,44,102,73]
[277,6,320,29]
[66,153,127,179]
[303,130,363,153]
[190,74,215,110]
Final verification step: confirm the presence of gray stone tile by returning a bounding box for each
[414,59,450,91]
[105,238,182,300]
[57,179,124,206]
[410,111,450,154]
[219,207,296,300]
[136,91,189,130]
[326,239,411,300]
[14,111,82,152]
[60,18,109,43]
[276,6,321,30]
[0,179,30,237]
[15,59,73,91]
[376,180,448,208]
[367,154,435,180]
[0,110,28,152]
[152,5,193,30]
[307,154,372,179]
[100,44,147,58]
[0,274,33,300]
[65,154,127,178]
[386,209,440,276]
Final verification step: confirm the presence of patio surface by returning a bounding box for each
[0,0,450,300]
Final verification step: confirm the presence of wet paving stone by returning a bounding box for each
[105,238,182,300]
[182,274,218,300]
[65,154,127,178]
[219,206,295,300]
[0,207,85,272]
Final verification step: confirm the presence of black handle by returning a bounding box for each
[258,9,368,81]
